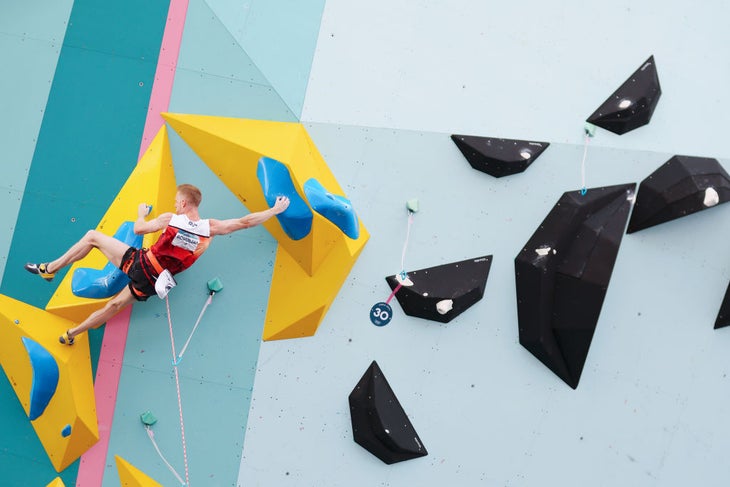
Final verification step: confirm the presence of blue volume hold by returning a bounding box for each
[257,156,313,240]
[303,178,360,239]
[21,337,60,421]
[72,221,143,299]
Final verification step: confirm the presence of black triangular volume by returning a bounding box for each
[714,279,730,329]
[587,55,661,135]
[385,255,492,323]
[349,361,428,465]
[451,135,549,177]
[627,155,730,234]
[515,184,635,389]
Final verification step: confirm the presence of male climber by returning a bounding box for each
[25,183,290,345]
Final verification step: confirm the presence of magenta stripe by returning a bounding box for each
[76,308,131,487]
[76,2,189,485]
[139,0,190,159]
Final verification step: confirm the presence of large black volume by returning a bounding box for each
[386,255,492,323]
[349,361,428,464]
[451,135,549,177]
[515,184,635,389]
[627,155,730,234]
[587,55,661,135]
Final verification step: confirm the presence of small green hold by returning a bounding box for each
[140,410,157,426]
[406,199,419,213]
[207,277,223,294]
[584,123,596,137]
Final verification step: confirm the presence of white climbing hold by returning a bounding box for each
[396,274,414,286]
[703,187,719,207]
[535,246,551,256]
[436,299,453,315]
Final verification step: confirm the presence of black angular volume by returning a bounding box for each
[515,184,635,389]
[349,361,428,464]
[451,135,549,177]
[627,155,730,234]
[385,255,492,323]
[587,55,661,135]
[714,280,730,329]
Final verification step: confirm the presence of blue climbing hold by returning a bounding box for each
[257,157,313,240]
[303,179,359,239]
[21,337,59,421]
[61,424,72,437]
[72,221,142,299]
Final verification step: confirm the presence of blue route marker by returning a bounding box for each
[370,302,393,326]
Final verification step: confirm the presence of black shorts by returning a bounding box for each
[120,247,157,301]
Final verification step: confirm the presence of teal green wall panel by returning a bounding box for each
[0,372,79,486]
[1,21,169,307]
[0,1,169,485]
[62,0,170,61]
[103,130,276,486]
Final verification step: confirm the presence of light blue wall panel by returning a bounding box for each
[303,0,730,158]
[172,0,297,120]
[239,122,730,486]
[205,0,326,118]
[170,69,297,121]
[178,0,269,85]
[0,0,72,281]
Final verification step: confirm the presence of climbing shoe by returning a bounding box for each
[59,330,75,346]
[24,262,55,282]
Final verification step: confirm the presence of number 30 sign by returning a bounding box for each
[370,302,393,326]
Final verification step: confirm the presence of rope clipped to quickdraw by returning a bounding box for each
[140,411,186,486]
[165,295,190,487]
[370,199,418,326]
[174,277,224,365]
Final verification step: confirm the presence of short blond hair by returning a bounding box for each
[177,184,202,207]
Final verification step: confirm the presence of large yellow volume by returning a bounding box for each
[45,126,177,323]
[162,113,369,340]
[0,294,98,472]
[115,455,163,486]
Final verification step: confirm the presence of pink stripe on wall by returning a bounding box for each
[139,0,190,160]
[76,307,131,487]
[77,1,189,485]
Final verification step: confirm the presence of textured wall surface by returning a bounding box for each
[1,1,729,486]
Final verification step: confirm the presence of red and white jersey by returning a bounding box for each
[148,214,212,275]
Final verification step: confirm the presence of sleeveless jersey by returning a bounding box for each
[147,214,212,275]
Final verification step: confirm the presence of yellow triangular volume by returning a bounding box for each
[45,126,177,323]
[263,242,365,340]
[0,294,98,472]
[162,113,356,276]
[163,113,369,340]
[115,455,163,487]
[45,478,66,487]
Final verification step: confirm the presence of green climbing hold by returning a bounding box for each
[140,410,157,426]
[406,199,419,213]
[207,277,223,293]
